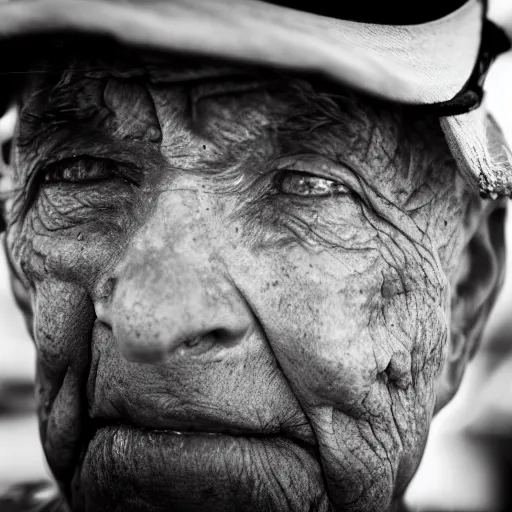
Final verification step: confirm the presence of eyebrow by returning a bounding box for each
[17,95,103,163]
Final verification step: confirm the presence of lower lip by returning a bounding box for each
[74,425,325,512]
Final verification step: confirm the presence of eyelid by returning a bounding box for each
[273,154,347,181]
[271,154,367,202]
[41,157,109,182]
[37,155,142,186]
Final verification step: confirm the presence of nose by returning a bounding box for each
[95,198,253,364]
[96,254,253,364]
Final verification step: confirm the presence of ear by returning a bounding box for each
[435,201,507,414]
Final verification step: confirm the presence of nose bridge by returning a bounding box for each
[103,192,251,363]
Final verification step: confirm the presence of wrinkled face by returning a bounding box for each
[2,46,481,511]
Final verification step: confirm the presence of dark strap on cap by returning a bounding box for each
[418,19,511,117]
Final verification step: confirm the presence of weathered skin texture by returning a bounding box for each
[0,43,506,511]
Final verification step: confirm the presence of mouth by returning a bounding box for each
[74,421,326,512]
[87,416,316,444]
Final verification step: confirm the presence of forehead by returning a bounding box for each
[18,46,368,160]
[20,42,281,108]
[18,47,307,146]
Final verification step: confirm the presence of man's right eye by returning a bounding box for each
[41,157,118,184]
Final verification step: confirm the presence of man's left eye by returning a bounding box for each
[279,171,350,197]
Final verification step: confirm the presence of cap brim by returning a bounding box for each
[442,107,512,198]
[0,0,482,105]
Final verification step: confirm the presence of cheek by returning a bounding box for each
[30,279,95,477]
[32,280,94,371]
[8,206,128,290]
[237,244,384,407]
[236,198,450,410]
[233,211,450,508]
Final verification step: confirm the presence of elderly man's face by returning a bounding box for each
[1,45,503,511]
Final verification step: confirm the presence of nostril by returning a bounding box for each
[212,327,244,348]
[101,277,117,300]
[175,333,217,357]
[174,328,242,357]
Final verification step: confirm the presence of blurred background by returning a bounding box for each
[1,2,512,511]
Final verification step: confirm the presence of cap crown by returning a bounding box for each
[268,0,469,24]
